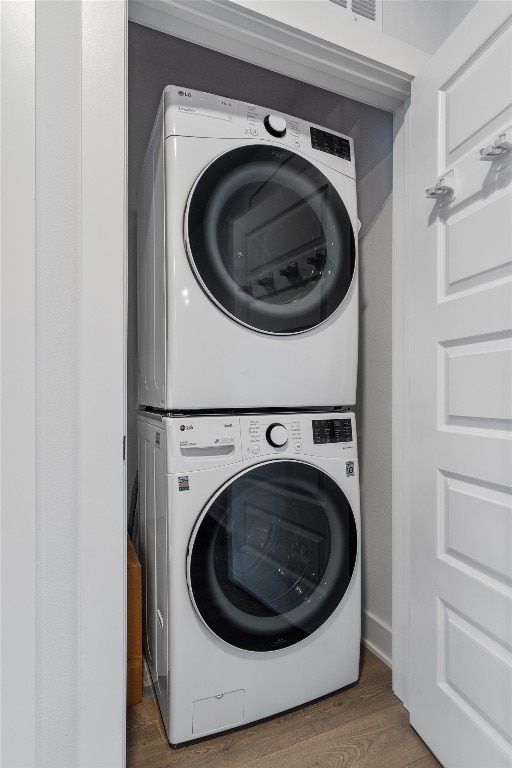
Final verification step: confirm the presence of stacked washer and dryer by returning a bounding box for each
[137,85,361,746]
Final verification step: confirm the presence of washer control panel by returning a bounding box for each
[243,417,303,456]
[312,418,353,444]
[164,412,356,471]
[240,412,356,459]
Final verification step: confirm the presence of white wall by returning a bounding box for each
[383,0,477,54]
[36,4,82,762]
[448,0,479,32]
[221,0,429,74]
[206,0,477,74]
[1,3,126,765]
[128,22,394,661]
[1,3,37,763]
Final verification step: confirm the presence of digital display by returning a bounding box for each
[312,419,352,444]
[310,127,351,161]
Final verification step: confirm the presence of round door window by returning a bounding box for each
[187,461,357,652]
[186,145,356,335]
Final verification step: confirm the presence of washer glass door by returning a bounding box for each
[186,145,356,334]
[187,460,357,652]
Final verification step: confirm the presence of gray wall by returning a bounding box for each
[356,196,393,645]
[128,22,393,654]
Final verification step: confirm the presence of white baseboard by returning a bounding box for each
[362,609,392,668]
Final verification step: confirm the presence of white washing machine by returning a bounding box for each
[138,409,361,746]
[137,86,359,411]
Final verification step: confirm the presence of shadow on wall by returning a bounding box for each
[354,194,393,617]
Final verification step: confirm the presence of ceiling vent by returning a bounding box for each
[329,0,382,30]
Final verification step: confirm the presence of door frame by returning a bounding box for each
[0,0,414,763]
[0,2,126,765]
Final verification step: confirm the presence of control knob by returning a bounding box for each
[264,114,287,138]
[266,423,288,448]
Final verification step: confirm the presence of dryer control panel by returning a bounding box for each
[162,85,356,179]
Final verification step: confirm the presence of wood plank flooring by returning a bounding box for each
[127,648,441,768]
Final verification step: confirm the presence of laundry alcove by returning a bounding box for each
[127,17,394,701]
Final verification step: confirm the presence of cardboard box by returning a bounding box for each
[127,535,142,707]
[127,657,143,709]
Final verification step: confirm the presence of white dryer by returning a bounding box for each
[138,410,361,746]
[137,86,358,411]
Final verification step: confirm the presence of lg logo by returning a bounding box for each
[179,424,193,431]
[178,90,192,98]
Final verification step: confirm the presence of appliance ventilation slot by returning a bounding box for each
[351,0,377,21]
[328,0,382,28]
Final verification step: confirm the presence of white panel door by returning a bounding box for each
[409,3,512,766]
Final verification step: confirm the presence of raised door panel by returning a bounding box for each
[409,4,512,766]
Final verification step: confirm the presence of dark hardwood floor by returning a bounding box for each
[127,648,441,768]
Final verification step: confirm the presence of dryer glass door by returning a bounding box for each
[187,460,357,652]
[186,145,355,334]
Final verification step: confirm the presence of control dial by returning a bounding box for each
[264,114,287,138]
[266,423,288,448]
